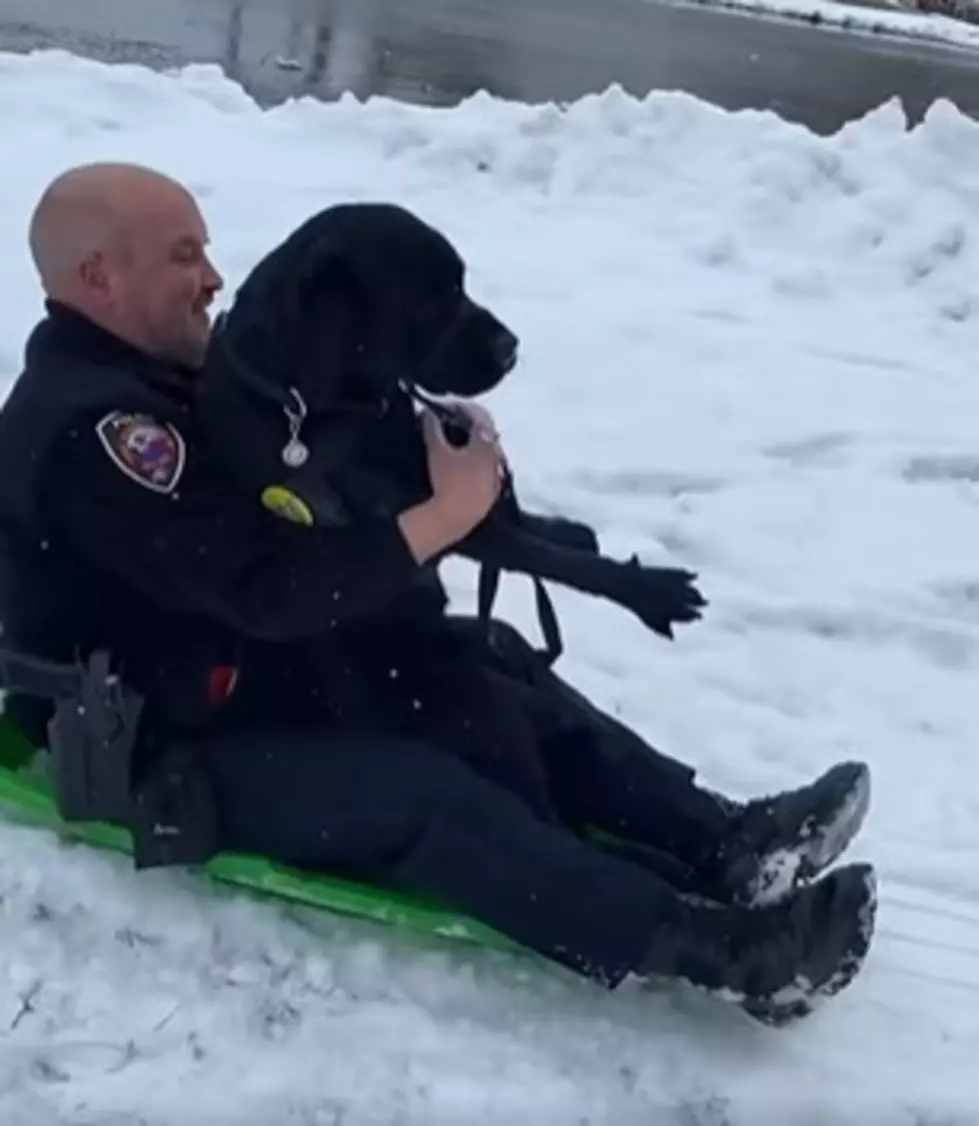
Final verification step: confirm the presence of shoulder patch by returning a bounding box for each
[95,412,186,495]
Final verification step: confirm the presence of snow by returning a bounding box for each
[1,44,979,1125]
[671,0,979,53]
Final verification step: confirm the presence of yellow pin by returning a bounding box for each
[260,485,314,526]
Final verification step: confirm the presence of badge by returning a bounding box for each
[96,412,185,494]
[261,485,314,526]
[282,387,309,468]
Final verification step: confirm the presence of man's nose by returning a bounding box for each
[203,254,224,293]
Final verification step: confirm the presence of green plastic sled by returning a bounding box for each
[0,715,518,953]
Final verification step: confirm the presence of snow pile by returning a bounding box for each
[0,49,977,1126]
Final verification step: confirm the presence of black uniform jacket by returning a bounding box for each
[0,301,426,744]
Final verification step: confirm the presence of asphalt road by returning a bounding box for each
[0,0,977,133]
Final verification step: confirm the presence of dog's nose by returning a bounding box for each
[492,328,519,374]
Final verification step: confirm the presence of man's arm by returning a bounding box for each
[39,411,451,642]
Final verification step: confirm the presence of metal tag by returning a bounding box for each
[281,438,309,468]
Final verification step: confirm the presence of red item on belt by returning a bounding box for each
[207,664,239,705]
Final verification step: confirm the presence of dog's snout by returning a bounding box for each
[492,327,519,374]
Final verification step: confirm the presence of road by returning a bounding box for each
[0,0,977,132]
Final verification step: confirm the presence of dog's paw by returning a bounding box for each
[616,558,708,638]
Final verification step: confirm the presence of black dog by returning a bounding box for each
[197,202,706,658]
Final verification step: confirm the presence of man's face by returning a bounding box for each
[99,189,223,369]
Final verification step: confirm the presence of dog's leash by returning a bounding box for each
[475,543,563,667]
[408,386,564,668]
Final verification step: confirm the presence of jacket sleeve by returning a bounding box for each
[39,412,424,641]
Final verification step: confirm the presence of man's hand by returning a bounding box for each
[448,400,499,445]
[424,404,504,534]
[397,405,504,563]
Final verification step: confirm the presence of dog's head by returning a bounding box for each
[207,201,518,414]
[198,202,519,520]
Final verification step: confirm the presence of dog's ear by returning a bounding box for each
[288,250,363,412]
[293,238,407,410]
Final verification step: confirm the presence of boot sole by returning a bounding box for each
[747,762,871,906]
[797,763,872,883]
[741,863,879,1028]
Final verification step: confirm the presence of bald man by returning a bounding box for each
[0,163,878,1027]
[28,162,222,369]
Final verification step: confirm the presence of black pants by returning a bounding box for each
[200,618,731,987]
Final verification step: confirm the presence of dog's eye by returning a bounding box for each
[425,264,463,304]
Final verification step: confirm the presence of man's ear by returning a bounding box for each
[78,251,110,295]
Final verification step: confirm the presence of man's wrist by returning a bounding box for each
[396,497,464,563]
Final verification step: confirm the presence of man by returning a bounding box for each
[0,162,877,1026]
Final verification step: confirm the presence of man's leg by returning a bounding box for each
[486,621,871,906]
[202,724,658,984]
[198,723,876,1023]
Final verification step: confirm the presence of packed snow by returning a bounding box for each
[0,46,978,1126]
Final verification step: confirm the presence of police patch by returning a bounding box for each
[95,412,186,494]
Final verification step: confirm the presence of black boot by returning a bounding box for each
[637,861,877,1027]
[706,761,871,907]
